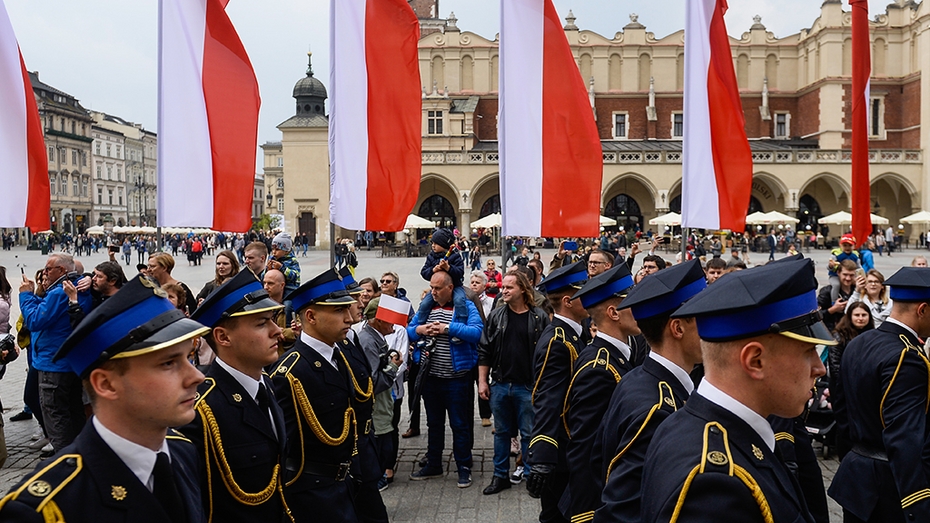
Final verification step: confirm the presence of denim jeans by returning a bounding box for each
[489,381,533,478]
[422,374,474,472]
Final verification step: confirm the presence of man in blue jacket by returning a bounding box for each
[19,253,93,456]
[407,271,483,489]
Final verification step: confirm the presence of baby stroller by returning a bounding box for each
[804,376,836,458]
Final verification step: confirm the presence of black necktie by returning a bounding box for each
[256,383,271,412]
[153,452,187,523]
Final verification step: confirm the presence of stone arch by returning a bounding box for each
[737,54,749,89]
[460,55,474,91]
[799,172,850,216]
[579,53,593,85]
[609,54,622,91]
[602,173,658,229]
[752,171,789,211]
[765,54,778,89]
[638,53,651,91]
[470,172,500,218]
[430,55,444,90]
[871,171,919,204]
[872,172,917,229]
[873,38,886,77]
[417,174,460,227]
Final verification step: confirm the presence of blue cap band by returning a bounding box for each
[67,295,175,375]
[196,280,264,327]
[291,278,348,311]
[889,286,930,302]
[580,275,635,309]
[546,270,588,293]
[695,290,817,341]
[631,277,707,320]
[343,273,357,288]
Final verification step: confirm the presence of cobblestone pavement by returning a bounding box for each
[0,241,919,520]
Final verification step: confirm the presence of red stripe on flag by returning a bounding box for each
[364,0,421,232]
[376,307,409,327]
[540,0,602,238]
[202,0,260,232]
[20,51,49,231]
[706,0,752,231]
[850,0,871,244]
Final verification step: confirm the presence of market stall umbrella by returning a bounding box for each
[648,212,682,227]
[763,211,800,224]
[404,214,436,229]
[471,213,502,229]
[818,211,890,225]
[745,211,770,225]
[900,211,930,224]
[599,215,617,226]
[85,226,106,235]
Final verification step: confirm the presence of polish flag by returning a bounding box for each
[499,0,602,238]
[157,0,260,232]
[376,294,411,327]
[329,0,421,232]
[0,1,50,231]
[682,0,752,231]
[850,0,872,245]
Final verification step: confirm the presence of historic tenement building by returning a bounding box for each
[270,0,930,246]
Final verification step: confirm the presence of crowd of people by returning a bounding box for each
[0,224,928,523]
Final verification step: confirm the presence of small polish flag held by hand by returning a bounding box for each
[376,295,411,327]
[0,0,50,231]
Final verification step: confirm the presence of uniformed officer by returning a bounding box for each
[337,266,388,523]
[270,269,360,522]
[769,416,829,523]
[182,269,292,523]
[640,258,831,522]
[560,264,638,522]
[594,259,706,523]
[0,275,207,523]
[525,260,588,523]
[829,267,930,523]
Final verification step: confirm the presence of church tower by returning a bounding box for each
[409,0,446,37]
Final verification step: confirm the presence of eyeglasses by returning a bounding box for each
[380,279,394,284]
[43,265,63,273]
[866,280,882,285]
[588,260,608,266]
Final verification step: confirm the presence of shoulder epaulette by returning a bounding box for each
[272,351,301,377]
[0,454,82,517]
[605,381,678,481]
[194,377,217,406]
[881,335,930,426]
[166,428,193,444]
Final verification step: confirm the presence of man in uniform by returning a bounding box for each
[525,260,588,523]
[594,259,705,523]
[0,275,208,522]
[183,270,291,522]
[560,265,638,522]
[829,267,930,522]
[271,269,360,522]
[640,258,831,522]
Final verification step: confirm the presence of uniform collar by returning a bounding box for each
[215,357,261,403]
[885,317,920,341]
[553,314,582,337]
[648,351,694,394]
[696,379,775,452]
[92,416,169,491]
[300,331,337,368]
[596,331,631,361]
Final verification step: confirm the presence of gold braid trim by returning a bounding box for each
[196,402,280,512]
[41,501,65,523]
[337,350,373,402]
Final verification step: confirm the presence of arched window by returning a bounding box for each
[797,194,823,233]
[479,195,500,218]
[604,193,643,231]
[418,194,456,229]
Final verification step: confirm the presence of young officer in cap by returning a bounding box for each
[0,275,208,522]
[337,266,388,523]
[181,269,291,523]
[560,264,639,522]
[829,267,930,523]
[525,260,589,523]
[594,259,706,523]
[640,258,831,522]
[270,269,360,522]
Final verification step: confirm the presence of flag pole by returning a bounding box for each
[682,228,689,262]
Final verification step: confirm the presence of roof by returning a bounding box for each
[278,114,329,129]
[28,71,71,99]
[450,96,479,114]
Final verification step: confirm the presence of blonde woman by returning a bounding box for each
[846,269,893,327]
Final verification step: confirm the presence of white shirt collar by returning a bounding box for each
[300,331,338,368]
[215,357,261,403]
[553,314,582,337]
[595,332,632,361]
[886,317,920,340]
[648,351,695,394]
[93,417,169,491]
[697,379,775,452]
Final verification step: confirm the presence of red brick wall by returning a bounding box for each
[794,89,820,139]
[901,78,920,148]
[409,0,438,19]
[594,98,649,139]
[474,98,498,141]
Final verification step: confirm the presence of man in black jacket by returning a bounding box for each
[477,271,549,495]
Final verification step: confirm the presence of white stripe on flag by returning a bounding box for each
[329,0,370,231]
[0,1,28,226]
[500,0,544,237]
[681,0,720,230]
[158,0,213,227]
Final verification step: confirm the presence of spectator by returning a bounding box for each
[268,233,300,296]
[514,247,530,267]
[190,236,204,266]
[846,269,892,327]
[357,277,380,310]
[147,253,197,314]
[884,225,895,255]
[829,301,874,459]
[9,270,46,436]
[725,248,742,268]
[242,241,268,278]
[470,271,493,317]
[19,254,93,456]
[408,271,483,488]
[587,249,613,277]
[263,269,296,355]
[827,234,861,302]
[484,259,503,298]
[911,255,928,267]
[196,250,240,304]
[859,240,875,272]
[135,236,147,264]
[818,259,857,333]
[704,257,727,284]
[417,229,467,326]
[64,261,125,329]
[767,229,777,261]
[120,238,132,265]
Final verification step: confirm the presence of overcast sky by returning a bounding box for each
[5,0,896,167]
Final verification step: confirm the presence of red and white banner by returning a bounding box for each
[682,0,752,231]
[329,0,421,232]
[850,0,872,244]
[157,0,260,232]
[376,294,411,327]
[499,0,602,238]
[0,1,49,231]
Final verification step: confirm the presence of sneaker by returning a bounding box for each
[510,465,525,485]
[377,474,389,492]
[457,467,472,488]
[9,410,32,422]
[31,428,44,441]
[409,466,443,480]
[41,442,53,453]
[27,437,49,450]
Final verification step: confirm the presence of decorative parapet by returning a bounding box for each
[423,149,920,165]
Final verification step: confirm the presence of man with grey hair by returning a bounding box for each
[18,253,93,456]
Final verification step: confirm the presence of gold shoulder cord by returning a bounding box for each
[561,348,621,439]
[880,335,930,428]
[0,453,82,523]
[532,327,576,405]
[605,381,677,481]
[337,350,373,402]
[196,403,294,523]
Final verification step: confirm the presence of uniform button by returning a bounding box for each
[709,427,720,435]
[65,458,77,466]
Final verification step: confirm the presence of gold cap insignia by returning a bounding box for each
[752,444,764,460]
[663,397,675,407]
[707,451,728,466]
[279,365,289,373]
[232,393,242,402]
[313,361,322,368]
[193,392,200,401]
[27,480,51,497]
[596,358,607,365]
[111,485,127,501]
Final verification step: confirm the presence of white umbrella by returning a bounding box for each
[85,225,106,235]
[818,211,890,225]
[404,214,436,229]
[745,211,770,225]
[900,211,930,224]
[471,213,502,228]
[599,215,617,226]
[139,226,157,234]
[762,211,800,224]
[648,212,681,226]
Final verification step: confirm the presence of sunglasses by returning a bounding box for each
[380,279,394,284]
